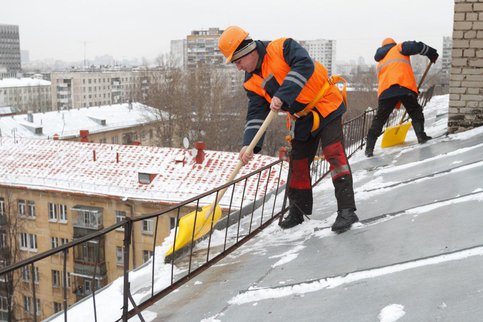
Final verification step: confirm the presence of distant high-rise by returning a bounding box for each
[299,39,336,76]
[0,24,21,78]
[186,28,224,68]
[442,36,452,84]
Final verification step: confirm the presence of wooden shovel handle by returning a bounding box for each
[205,110,278,219]
[397,61,433,125]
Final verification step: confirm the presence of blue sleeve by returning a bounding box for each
[243,89,270,153]
[400,41,425,56]
[274,38,315,109]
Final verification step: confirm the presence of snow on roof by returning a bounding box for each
[0,106,16,116]
[0,138,287,206]
[0,102,162,139]
[0,77,51,88]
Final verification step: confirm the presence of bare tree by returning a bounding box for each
[0,190,29,321]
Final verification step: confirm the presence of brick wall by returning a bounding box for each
[448,0,483,133]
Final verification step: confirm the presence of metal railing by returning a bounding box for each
[0,86,435,322]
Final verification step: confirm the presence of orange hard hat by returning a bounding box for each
[382,38,396,46]
[219,26,250,63]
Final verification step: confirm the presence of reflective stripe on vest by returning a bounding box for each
[376,58,411,74]
[243,38,343,118]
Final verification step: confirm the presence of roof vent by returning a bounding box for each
[138,172,157,184]
[87,115,107,126]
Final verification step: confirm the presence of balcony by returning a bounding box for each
[71,205,103,230]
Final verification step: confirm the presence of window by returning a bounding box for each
[19,233,37,251]
[116,246,124,265]
[0,260,5,282]
[27,201,36,218]
[49,203,67,223]
[59,204,67,222]
[48,203,57,221]
[17,200,26,216]
[142,219,154,235]
[21,266,29,282]
[0,296,8,314]
[54,302,62,313]
[52,270,60,288]
[35,299,40,316]
[51,237,59,249]
[23,296,31,313]
[62,272,71,288]
[0,198,5,216]
[115,210,126,231]
[143,250,153,263]
[0,232,6,249]
[33,267,39,284]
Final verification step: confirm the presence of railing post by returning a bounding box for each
[361,111,367,150]
[121,218,133,322]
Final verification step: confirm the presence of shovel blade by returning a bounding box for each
[165,204,222,257]
[381,121,412,148]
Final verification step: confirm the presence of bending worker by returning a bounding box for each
[218,26,358,233]
[365,38,439,157]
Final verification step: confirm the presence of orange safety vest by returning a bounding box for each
[376,43,418,97]
[243,38,343,119]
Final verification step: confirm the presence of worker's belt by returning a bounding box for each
[286,75,348,135]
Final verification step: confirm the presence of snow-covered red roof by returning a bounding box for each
[0,102,162,139]
[0,138,287,206]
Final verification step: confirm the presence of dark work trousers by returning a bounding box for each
[288,116,356,216]
[369,94,425,138]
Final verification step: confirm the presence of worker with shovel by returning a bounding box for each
[218,26,358,233]
[365,38,439,157]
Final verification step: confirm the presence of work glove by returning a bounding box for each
[425,46,439,63]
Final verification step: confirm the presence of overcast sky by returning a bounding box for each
[1,0,454,64]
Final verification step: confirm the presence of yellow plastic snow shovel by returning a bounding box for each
[381,62,432,148]
[165,110,278,257]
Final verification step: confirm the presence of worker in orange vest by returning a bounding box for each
[218,26,358,233]
[365,38,438,157]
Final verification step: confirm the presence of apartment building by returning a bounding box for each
[186,28,225,69]
[0,77,52,113]
[0,138,284,320]
[0,102,163,146]
[0,24,21,78]
[299,39,336,76]
[50,68,158,111]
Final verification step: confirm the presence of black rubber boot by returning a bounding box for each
[365,130,378,157]
[279,208,304,229]
[412,121,432,144]
[331,208,359,233]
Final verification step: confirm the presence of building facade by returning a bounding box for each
[186,28,225,69]
[299,39,336,76]
[50,68,159,111]
[0,138,284,320]
[0,78,52,113]
[448,0,483,133]
[0,24,21,78]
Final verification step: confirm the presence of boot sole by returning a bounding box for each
[331,220,358,234]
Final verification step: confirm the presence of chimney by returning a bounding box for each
[194,141,206,164]
[27,112,34,123]
[53,133,59,140]
[80,130,89,142]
